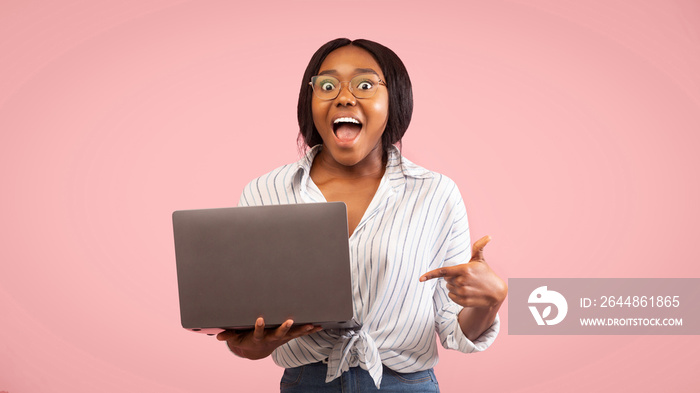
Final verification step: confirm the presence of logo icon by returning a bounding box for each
[528,286,568,325]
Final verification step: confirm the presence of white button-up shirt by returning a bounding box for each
[238,145,499,388]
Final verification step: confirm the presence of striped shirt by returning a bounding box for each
[238,145,500,388]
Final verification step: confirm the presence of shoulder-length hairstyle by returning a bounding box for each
[297,38,413,151]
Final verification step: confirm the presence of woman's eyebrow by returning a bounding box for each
[317,68,379,76]
[353,68,379,75]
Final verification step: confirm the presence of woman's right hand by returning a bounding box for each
[216,317,322,360]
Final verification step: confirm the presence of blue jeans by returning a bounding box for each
[280,362,440,392]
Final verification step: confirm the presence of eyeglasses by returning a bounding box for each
[309,73,386,100]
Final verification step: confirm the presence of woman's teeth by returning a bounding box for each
[334,117,361,125]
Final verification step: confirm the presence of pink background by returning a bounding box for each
[1,0,699,392]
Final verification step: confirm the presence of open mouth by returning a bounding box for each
[332,117,363,142]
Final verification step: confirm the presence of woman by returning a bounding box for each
[217,38,507,392]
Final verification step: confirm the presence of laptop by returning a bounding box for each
[172,202,361,335]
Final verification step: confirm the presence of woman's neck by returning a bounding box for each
[311,145,387,181]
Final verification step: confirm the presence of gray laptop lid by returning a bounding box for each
[172,202,359,335]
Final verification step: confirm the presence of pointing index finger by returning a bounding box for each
[419,266,461,282]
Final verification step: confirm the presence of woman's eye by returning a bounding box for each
[320,81,336,91]
[357,81,374,90]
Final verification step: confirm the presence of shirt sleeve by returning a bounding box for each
[237,180,255,207]
[238,177,266,207]
[433,182,500,353]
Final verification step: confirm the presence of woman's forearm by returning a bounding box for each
[457,300,502,341]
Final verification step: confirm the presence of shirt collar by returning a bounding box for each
[383,145,433,191]
[295,144,323,174]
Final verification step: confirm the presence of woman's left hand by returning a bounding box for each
[419,236,507,308]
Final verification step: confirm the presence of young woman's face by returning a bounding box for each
[311,45,389,169]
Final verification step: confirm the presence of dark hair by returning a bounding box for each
[297,38,413,151]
